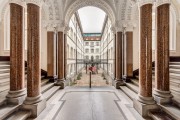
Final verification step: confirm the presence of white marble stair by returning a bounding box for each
[0,73,9,79]
[159,104,180,120]
[0,78,10,86]
[0,69,10,74]
[0,65,10,69]
[119,86,137,100]
[41,82,55,94]
[125,82,139,94]
[0,104,20,120]
[43,86,60,100]
[149,111,174,120]
[6,111,31,120]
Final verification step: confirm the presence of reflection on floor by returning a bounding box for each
[36,86,144,120]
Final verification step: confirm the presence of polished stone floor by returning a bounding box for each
[36,86,144,120]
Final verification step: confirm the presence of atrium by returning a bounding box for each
[0,0,180,120]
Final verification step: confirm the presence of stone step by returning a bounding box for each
[169,65,180,69]
[170,86,180,93]
[0,105,20,120]
[41,79,49,86]
[41,83,54,94]
[0,85,9,93]
[172,96,180,108]
[6,110,31,120]
[170,79,180,88]
[149,111,174,120]
[169,62,180,65]
[43,86,60,101]
[159,104,180,120]
[126,83,139,94]
[0,61,10,65]
[119,86,137,100]
[0,69,10,74]
[170,69,180,74]
[0,65,10,69]
[0,78,10,86]
[130,79,139,86]
[0,73,9,79]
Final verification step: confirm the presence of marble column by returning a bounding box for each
[47,32,57,82]
[133,4,157,117]
[114,34,116,79]
[55,31,66,88]
[153,4,172,104]
[64,34,67,79]
[114,32,124,88]
[6,3,26,104]
[123,32,133,82]
[23,3,45,117]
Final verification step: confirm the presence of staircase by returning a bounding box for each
[120,62,180,120]
[0,61,60,120]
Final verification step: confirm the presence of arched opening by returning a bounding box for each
[65,6,115,87]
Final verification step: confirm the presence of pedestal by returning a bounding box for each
[23,95,46,118]
[113,79,125,89]
[153,89,172,104]
[133,95,158,117]
[55,79,67,89]
[6,88,26,105]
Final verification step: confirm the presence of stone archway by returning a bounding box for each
[64,0,116,27]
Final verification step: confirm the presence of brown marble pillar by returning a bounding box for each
[55,31,66,88]
[138,4,154,103]
[23,3,46,117]
[114,32,124,88]
[6,3,26,104]
[47,32,57,82]
[123,32,133,82]
[114,34,116,79]
[47,32,54,77]
[64,34,67,79]
[133,4,157,117]
[153,4,172,103]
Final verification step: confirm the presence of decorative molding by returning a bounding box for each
[137,0,154,7]
[156,0,171,7]
[9,0,26,7]
[64,0,116,27]
[25,0,44,7]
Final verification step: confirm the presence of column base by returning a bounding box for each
[6,88,26,105]
[122,75,132,82]
[55,78,67,89]
[153,89,173,104]
[113,79,125,89]
[48,75,58,82]
[133,95,158,117]
[23,95,46,118]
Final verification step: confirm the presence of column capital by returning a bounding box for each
[45,20,70,33]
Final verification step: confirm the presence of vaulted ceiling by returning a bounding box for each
[0,0,180,30]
